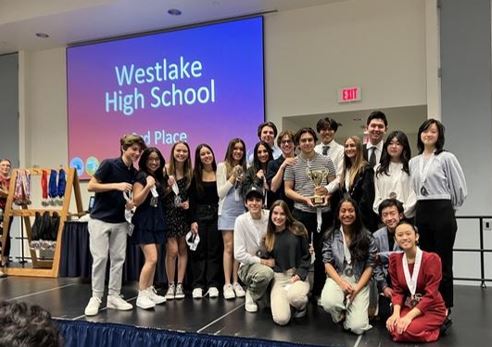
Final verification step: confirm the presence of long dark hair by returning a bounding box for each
[224,138,247,178]
[252,141,273,173]
[417,118,445,155]
[138,147,166,186]
[330,197,370,262]
[376,130,411,177]
[193,143,217,195]
[265,200,307,252]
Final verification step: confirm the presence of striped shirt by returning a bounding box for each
[284,152,336,213]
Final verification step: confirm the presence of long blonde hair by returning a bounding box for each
[342,136,367,190]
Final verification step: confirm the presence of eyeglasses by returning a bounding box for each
[281,140,293,145]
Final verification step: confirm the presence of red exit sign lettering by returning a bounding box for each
[338,87,361,103]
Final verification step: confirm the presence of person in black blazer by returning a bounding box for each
[342,136,379,232]
[363,110,388,167]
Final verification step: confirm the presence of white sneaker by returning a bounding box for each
[294,306,307,318]
[148,286,166,304]
[192,288,203,299]
[233,282,246,298]
[245,290,258,312]
[84,296,102,316]
[175,283,185,299]
[223,284,235,300]
[208,287,219,298]
[136,289,156,309]
[107,294,133,311]
[165,283,175,300]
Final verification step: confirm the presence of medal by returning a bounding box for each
[389,192,397,199]
[420,186,429,196]
[344,266,354,277]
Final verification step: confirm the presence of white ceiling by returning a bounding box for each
[0,0,346,54]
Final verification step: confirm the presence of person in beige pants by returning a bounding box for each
[263,200,311,325]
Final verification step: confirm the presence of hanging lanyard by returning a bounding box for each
[418,154,435,186]
[402,247,423,299]
[341,227,352,266]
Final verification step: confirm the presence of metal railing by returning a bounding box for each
[454,216,492,288]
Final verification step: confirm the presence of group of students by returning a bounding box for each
[82,111,467,343]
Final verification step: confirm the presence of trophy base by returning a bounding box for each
[310,195,326,206]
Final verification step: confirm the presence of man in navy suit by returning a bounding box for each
[363,110,388,167]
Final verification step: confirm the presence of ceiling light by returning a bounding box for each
[35,32,50,38]
[167,8,182,16]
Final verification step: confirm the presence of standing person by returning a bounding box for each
[320,198,377,335]
[284,127,337,300]
[84,134,146,316]
[363,111,388,167]
[189,144,222,299]
[373,131,417,219]
[217,138,248,299]
[409,119,467,311]
[234,186,274,312]
[164,141,193,300]
[386,221,447,342]
[130,147,168,309]
[242,141,274,208]
[373,198,404,320]
[314,117,344,180]
[265,200,311,325]
[342,136,379,232]
[248,121,282,163]
[0,158,12,272]
[266,130,296,212]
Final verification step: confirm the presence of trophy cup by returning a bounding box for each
[306,168,329,206]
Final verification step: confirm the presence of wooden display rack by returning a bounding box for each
[1,167,84,278]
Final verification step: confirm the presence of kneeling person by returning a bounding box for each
[264,200,311,325]
[234,186,274,312]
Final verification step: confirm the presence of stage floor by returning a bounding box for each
[1,276,490,347]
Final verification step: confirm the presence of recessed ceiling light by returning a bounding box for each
[35,32,50,38]
[167,8,182,16]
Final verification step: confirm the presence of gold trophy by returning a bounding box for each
[306,168,329,206]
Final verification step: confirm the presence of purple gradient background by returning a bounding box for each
[67,17,264,178]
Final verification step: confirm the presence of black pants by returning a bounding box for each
[0,217,12,263]
[415,200,456,308]
[190,217,223,289]
[293,209,334,297]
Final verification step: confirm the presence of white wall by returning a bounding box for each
[264,0,427,125]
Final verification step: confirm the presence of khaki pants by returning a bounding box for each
[270,270,310,325]
[238,262,274,304]
[320,275,372,335]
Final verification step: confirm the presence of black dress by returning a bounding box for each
[163,177,190,238]
[130,171,166,245]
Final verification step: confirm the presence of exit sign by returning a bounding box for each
[338,87,361,103]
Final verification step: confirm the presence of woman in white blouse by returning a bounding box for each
[409,119,467,313]
[373,131,417,219]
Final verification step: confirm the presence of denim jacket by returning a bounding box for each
[373,226,403,291]
[321,227,378,281]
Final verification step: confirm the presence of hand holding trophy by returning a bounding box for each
[306,168,329,206]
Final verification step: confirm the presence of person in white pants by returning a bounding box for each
[320,197,377,335]
[84,134,146,316]
[263,200,311,326]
